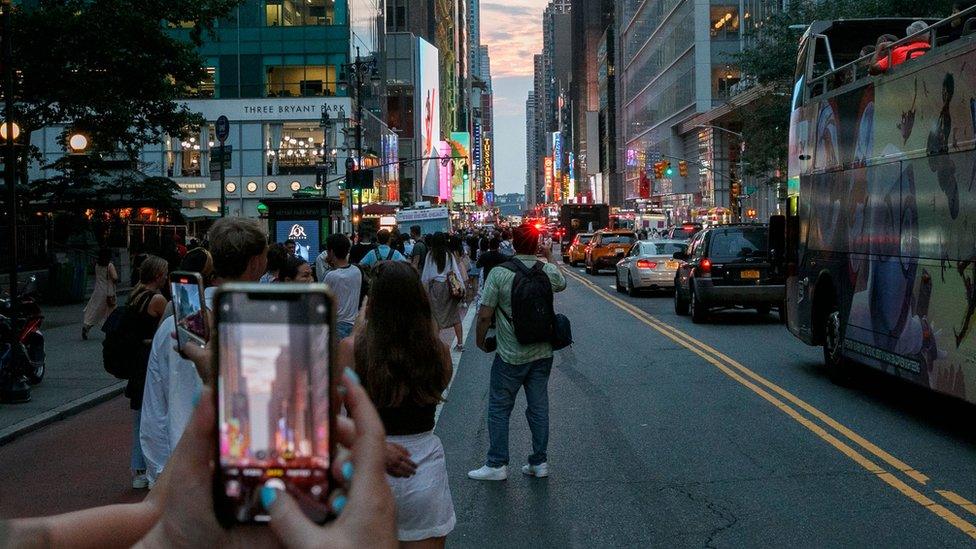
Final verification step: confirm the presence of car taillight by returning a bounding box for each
[699,258,712,275]
[636,259,657,269]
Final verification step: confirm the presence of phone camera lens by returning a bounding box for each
[270,304,278,313]
[316,304,326,314]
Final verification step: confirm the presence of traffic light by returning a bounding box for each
[652,161,663,179]
[462,164,469,183]
[663,161,673,178]
[678,160,688,177]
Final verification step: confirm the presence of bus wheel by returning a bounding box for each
[823,306,853,385]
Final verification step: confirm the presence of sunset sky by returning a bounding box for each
[480,0,548,195]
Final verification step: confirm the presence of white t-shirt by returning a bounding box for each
[323,265,363,324]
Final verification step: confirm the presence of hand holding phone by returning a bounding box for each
[213,284,338,526]
[170,271,209,353]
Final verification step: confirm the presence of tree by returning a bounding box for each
[8,0,241,167]
[735,0,953,179]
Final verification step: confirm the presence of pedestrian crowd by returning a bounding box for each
[7,218,568,549]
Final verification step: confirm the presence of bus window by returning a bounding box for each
[792,41,810,110]
[811,35,835,79]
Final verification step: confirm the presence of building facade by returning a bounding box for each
[617,0,753,221]
[29,0,396,230]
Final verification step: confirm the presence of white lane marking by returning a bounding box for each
[434,304,478,427]
[609,285,617,290]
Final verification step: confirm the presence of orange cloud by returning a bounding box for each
[480,0,548,78]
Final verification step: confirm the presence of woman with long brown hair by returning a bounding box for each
[421,232,465,351]
[338,260,455,548]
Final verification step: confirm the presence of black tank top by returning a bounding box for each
[377,402,436,436]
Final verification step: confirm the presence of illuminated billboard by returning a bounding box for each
[418,38,441,198]
[438,140,452,200]
[552,132,562,182]
[544,156,553,203]
[482,137,493,191]
[450,132,470,204]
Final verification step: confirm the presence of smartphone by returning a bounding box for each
[169,271,208,351]
[212,283,337,526]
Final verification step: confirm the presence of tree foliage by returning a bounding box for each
[10,0,241,159]
[734,0,953,179]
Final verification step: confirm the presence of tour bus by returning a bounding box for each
[773,9,976,404]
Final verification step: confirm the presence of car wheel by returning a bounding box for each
[615,271,625,293]
[585,262,593,275]
[562,255,569,264]
[823,305,853,384]
[627,273,639,297]
[674,278,689,315]
[757,304,771,317]
[690,284,707,324]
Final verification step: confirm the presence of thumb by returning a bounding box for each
[266,487,320,548]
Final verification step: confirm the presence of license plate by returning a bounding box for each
[666,260,679,269]
[741,270,760,280]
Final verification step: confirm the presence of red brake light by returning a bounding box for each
[636,259,657,269]
[534,223,544,230]
[699,258,712,274]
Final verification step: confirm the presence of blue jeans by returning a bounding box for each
[486,355,553,467]
[336,321,355,341]
[132,409,146,471]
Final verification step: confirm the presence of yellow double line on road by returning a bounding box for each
[564,268,976,540]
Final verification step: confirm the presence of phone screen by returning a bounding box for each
[215,288,333,525]
[171,274,208,351]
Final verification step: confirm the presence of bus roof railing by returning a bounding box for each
[806,5,976,97]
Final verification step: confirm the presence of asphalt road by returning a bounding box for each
[436,263,976,548]
[3,264,976,547]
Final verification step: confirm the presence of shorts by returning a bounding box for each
[386,432,457,541]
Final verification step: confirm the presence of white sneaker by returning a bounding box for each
[522,462,550,478]
[467,464,508,481]
[132,471,149,490]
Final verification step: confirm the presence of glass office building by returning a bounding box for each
[29,0,385,221]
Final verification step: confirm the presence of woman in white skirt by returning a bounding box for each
[82,247,118,339]
[339,260,456,548]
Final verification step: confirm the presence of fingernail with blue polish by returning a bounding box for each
[341,461,354,482]
[261,485,278,510]
[192,386,202,407]
[343,367,360,385]
[332,495,347,515]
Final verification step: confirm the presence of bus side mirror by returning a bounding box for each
[769,215,786,267]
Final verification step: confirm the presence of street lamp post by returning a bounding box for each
[338,47,380,237]
[3,0,17,305]
[696,125,745,221]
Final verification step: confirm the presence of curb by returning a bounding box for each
[0,382,127,446]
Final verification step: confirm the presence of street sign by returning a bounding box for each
[215,115,230,143]
[209,144,233,162]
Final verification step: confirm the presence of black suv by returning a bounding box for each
[673,224,785,323]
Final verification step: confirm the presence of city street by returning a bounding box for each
[5,265,976,547]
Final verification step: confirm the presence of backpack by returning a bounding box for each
[498,260,557,345]
[101,293,151,380]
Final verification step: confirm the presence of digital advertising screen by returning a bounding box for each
[277,220,320,262]
[418,38,441,198]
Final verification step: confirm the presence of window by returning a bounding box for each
[267,65,337,97]
[712,65,741,99]
[179,134,202,177]
[387,90,414,138]
[645,242,687,255]
[266,123,326,176]
[266,0,335,27]
[709,230,767,262]
[710,6,740,39]
[187,67,216,99]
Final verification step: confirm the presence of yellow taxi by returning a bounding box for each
[562,232,594,266]
[584,230,638,274]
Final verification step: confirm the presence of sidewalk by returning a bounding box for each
[0,299,125,445]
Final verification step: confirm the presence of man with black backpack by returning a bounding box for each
[359,229,407,267]
[469,224,567,481]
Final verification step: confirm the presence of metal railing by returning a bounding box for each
[807,6,976,98]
